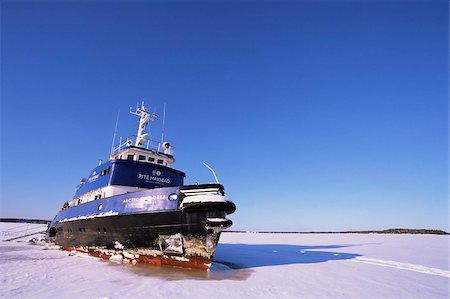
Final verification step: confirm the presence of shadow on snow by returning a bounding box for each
[115,243,363,281]
[213,243,362,269]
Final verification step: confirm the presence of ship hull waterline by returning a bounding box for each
[50,210,229,270]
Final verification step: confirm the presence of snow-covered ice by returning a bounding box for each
[1,224,448,298]
[0,222,47,242]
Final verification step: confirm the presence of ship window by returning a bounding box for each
[157,159,164,164]
[148,157,155,162]
[97,228,101,232]
[127,154,134,160]
[83,228,86,232]
[103,228,107,233]
[100,168,110,176]
[138,155,146,161]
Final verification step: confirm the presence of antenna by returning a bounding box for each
[160,103,166,144]
[110,110,120,155]
[203,162,220,183]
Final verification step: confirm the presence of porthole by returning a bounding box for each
[98,204,103,210]
[168,193,178,201]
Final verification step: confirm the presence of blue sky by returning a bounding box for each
[1,0,448,231]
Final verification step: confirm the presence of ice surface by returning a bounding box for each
[1,224,449,298]
[109,254,124,264]
[0,222,47,241]
[114,241,124,250]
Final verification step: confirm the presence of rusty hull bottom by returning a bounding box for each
[64,246,212,270]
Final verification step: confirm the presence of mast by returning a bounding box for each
[129,101,158,148]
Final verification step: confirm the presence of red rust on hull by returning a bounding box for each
[63,247,211,270]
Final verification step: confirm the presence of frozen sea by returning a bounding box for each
[1,223,449,298]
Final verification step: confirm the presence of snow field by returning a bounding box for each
[0,222,47,241]
[1,228,449,298]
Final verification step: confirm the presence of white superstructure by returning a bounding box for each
[110,102,175,167]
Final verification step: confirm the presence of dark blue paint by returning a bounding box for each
[110,160,185,190]
[74,161,113,199]
[73,160,185,199]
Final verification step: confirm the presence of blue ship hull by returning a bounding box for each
[48,184,235,269]
[53,186,182,224]
[47,103,236,269]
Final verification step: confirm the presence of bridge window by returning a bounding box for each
[138,155,146,161]
[148,157,155,162]
[100,167,110,176]
[127,154,134,160]
[157,159,164,165]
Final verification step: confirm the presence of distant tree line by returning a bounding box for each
[0,218,50,225]
[225,228,449,235]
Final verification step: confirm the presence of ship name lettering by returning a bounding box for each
[139,174,150,180]
[138,173,170,184]
[149,176,170,183]
[123,194,167,204]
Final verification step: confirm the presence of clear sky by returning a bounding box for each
[1,0,448,231]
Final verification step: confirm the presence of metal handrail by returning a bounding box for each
[111,137,175,155]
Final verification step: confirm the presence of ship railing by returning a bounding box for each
[111,137,174,156]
